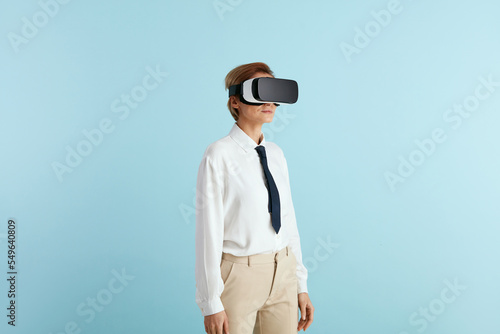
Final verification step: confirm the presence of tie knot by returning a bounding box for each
[255,145,267,159]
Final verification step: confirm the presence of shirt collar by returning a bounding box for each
[229,122,266,153]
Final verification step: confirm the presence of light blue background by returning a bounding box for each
[1,0,499,333]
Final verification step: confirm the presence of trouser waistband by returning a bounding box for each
[222,246,289,266]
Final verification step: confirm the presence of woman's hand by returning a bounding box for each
[297,292,314,331]
[204,310,230,334]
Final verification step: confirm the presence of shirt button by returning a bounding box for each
[277,234,280,238]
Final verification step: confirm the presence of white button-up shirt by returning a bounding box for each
[195,122,308,316]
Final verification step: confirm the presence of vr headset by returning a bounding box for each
[228,77,299,106]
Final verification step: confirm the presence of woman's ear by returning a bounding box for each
[230,95,239,109]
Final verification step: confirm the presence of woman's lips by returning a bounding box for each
[262,110,273,113]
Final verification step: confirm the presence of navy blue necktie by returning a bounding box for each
[255,145,281,234]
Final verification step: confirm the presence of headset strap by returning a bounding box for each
[228,84,241,97]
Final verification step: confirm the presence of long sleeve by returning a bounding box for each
[195,154,226,316]
[281,152,309,294]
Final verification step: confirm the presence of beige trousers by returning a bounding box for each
[220,246,299,334]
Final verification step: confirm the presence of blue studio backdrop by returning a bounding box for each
[1,0,499,333]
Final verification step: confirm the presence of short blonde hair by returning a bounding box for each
[224,62,275,121]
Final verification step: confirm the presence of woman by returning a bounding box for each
[195,62,314,334]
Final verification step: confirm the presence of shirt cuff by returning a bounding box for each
[198,296,225,317]
[297,279,308,295]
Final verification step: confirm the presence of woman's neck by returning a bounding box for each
[236,120,263,145]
